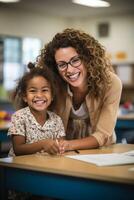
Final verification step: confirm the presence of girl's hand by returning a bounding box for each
[43,139,60,155]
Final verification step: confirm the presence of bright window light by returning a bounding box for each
[0,0,20,3]
[72,0,110,8]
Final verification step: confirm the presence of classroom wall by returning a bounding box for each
[0,7,134,64]
[0,6,134,102]
[67,14,134,64]
[0,7,68,45]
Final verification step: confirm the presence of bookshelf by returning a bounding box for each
[113,63,134,103]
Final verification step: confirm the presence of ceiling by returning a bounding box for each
[0,0,134,18]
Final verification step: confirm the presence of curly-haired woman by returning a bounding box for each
[38,28,122,153]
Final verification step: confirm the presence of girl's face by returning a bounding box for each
[55,47,87,89]
[23,76,53,113]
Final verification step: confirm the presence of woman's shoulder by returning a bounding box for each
[109,72,122,89]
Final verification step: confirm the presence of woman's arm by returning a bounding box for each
[59,135,99,153]
[92,74,122,146]
[59,74,122,152]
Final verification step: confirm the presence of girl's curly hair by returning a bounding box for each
[38,28,114,98]
[12,62,56,109]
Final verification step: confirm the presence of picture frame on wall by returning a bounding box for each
[98,22,109,37]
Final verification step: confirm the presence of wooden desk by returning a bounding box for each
[117,113,134,128]
[0,121,10,142]
[0,129,9,142]
[0,144,134,200]
[118,113,134,120]
[116,114,134,143]
[0,122,10,157]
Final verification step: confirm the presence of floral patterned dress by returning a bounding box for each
[8,106,65,156]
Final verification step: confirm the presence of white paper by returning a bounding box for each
[122,150,134,156]
[66,151,134,166]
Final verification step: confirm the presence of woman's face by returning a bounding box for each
[55,47,87,89]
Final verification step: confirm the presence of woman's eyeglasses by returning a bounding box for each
[57,55,82,71]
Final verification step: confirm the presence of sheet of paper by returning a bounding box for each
[66,152,134,166]
[121,150,134,156]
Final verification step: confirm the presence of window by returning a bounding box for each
[22,38,42,66]
[1,36,42,91]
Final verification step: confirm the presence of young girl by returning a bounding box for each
[8,63,65,156]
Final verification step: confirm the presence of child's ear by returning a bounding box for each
[23,96,27,102]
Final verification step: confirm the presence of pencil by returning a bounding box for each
[74,150,80,154]
[56,139,59,145]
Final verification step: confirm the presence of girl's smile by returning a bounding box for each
[23,76,53,113]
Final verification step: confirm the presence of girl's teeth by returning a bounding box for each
[34,100,45,104]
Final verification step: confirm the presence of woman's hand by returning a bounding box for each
[59,139,71,154]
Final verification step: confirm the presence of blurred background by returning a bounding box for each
[0,0,134,103]
[0,0,134,102]
[0,0,134,155]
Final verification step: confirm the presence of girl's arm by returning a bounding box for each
[12,135,60,156]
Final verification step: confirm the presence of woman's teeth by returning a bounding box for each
[67,72,80,80]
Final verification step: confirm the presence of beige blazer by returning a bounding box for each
[55,72,122,146]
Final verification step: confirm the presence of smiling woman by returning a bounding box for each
[37,28,122,152]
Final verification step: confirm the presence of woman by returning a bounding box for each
[38,28,122,153]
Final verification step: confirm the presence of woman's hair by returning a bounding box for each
[38,28,114,98]
[12,62,56,109]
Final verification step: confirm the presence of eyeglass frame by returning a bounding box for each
[56,55,82,71]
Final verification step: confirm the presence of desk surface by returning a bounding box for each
[118,113,134,120]
[0,144,134,185]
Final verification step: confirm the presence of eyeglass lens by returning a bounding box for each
[57,56,81,71]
